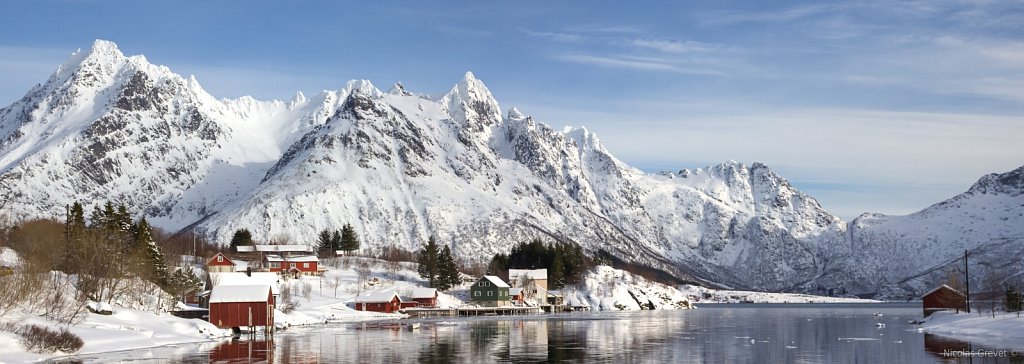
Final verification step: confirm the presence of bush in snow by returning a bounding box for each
[16,324,84,354]
[279,283,299,313]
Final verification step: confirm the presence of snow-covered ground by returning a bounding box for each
[563,265,693,310]
[922,311,1024,350]
[679,285,879,304]
[0,254,883,362]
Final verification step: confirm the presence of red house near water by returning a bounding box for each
[922,284,967,317]
[208,284,275,329]
[411,287,438,308]
[355,291,403,313]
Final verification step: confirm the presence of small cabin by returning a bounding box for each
[922,284,967,317]
[411,287,438,308]
[510,288,524,305]
[208,284,275,329]
[470,276,510,307]
[355,291,403,313]
[206,253,237,273]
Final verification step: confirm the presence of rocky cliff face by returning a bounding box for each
[1,40,1021,297]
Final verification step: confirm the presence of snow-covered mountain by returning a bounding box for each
[1,40,1021,297]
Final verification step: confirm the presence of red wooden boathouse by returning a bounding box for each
[209,284,275,329]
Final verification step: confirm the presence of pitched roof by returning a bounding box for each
[412,287,437,299]
[922,284,965,298]
[209,272,280,295]
[237,245,313,253]
[355,291,402,303]
[264,254,284,262]
[510,288,524,296]
[509,269,548,280]
[209,284,272,303]
[286,255,319,262]
[480,275,509,288]
[205,253,235,266]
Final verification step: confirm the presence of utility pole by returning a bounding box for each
[964,249,971,314]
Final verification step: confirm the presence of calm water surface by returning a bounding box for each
[55,303,1024,363]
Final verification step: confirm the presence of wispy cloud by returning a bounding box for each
[698,4,843,26]
[628,39,723,54]
[555,54,726,76]
[523,30,585,43]
[524,27,746,76]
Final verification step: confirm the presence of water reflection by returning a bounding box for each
[923,334,1024,363]
[63,304,1004,363]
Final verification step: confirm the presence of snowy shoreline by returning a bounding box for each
[921,311,1024,350]
[0,259,885,362]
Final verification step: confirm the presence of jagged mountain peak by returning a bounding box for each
[344,79,382,98]
[388,82,412,96]
[507,107,525,120]
[442,71,501,131]
[967,164,1024,196]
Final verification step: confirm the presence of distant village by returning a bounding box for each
[200,243,577,333]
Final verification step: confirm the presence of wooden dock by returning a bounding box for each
[403,306,543,318]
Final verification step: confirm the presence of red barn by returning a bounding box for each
[355,291,402,313]
[922,284,967,317]
[209,284,275,329]
[206,253,237,273]
[412,287,438,308]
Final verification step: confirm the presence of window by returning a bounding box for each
[216,256,223,262]
[303,263,309,268]
[488,291,493,297]
[269,262,280,268]
[474,291,480,297]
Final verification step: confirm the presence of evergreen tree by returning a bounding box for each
[229,229,254,250]
[417,236,441,287]
[550,250,566,288]
[339,224,360,255]
[437,245,461,291]
[331,230,342,253]
[165,267,202,302]
[316,229,334,257]
[134,217,168,284]
[63,202,87,274]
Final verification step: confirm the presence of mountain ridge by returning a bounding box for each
[1,40,1021,298]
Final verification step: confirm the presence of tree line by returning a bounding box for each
[488,239,594,289]
[227,223,361,258]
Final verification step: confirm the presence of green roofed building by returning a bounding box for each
[470,275,510,307]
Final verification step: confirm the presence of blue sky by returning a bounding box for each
[1,1,1023,219]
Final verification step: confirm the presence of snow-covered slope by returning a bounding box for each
[838,166,1024,297]
[1,40,1021,298]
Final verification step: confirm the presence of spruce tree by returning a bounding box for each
[437,245,461,291]
[339,224,360,255]
[316,229,334,257]
[330,230,342,253]
[134,217,168,284]
[417,236,440,287]
[230,229,254,250]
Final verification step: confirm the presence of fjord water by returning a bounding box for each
[60,303,1009,363]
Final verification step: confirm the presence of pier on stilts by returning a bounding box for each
[403,306,543,318]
